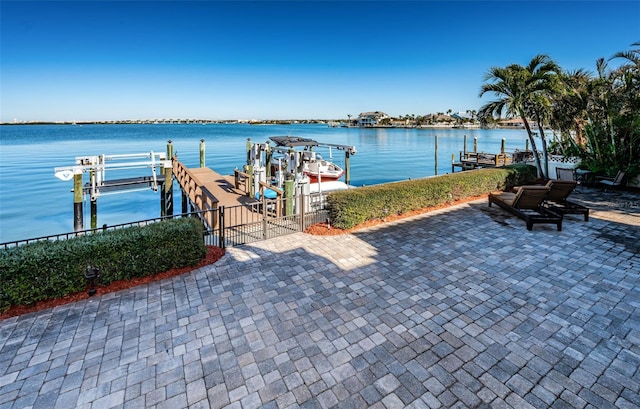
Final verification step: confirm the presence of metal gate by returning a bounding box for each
[202,193,329,247]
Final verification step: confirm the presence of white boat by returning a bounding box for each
[303,153,344,182]
[308,180,351,194]
[269,136,346,183]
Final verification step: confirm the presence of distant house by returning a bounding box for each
[357,111,390,127]
[498,118,526,128]
[498,118,545,129]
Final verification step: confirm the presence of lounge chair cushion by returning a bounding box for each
[543,180,589,221]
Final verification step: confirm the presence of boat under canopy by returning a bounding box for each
[269,136,319,148]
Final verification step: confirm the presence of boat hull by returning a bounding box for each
[304,170,344,183]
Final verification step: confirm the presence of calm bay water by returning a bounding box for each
[0,123,530,242]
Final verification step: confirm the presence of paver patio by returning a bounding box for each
[1,188,638,408]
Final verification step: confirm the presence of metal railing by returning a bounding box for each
[0,212,203,250]
[1,193,330,250]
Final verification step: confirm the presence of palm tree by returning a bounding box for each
[611,41,640,71]
[551,69,592,147]
[550,42,639,177]
[479,55,559,179]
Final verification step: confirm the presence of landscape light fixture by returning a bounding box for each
[85,265,99,296]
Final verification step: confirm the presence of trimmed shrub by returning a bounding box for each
[0,217,207,311]
[326,165,536,229]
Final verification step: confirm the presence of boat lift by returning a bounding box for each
[247,136,356,189]
[54,151,173,231]
[240,136,356,215]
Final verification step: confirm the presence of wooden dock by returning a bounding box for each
[172,161,260,228]
[188,168,257,208]
[452,151,513,172]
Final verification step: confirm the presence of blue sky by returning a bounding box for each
[1,1,638,122]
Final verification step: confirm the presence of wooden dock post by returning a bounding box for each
[435,134,439,175]
[266,142,272,180]
[199,139,206,168]
[345,150,351,186]
[501,138,505,154]
[181,189,188,214]
[89,169,97,229]
[163,140,174,216]
[474,137,478,154]
[90,199,97,229]
[451,153,455,173]
[247,164,254,198]
[463,134,467,155]
[284,177,294,216]
[73,173,83,231]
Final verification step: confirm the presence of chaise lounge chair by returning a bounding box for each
[488,185,563,231]
[542,180,589,221]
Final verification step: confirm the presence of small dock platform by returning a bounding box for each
[452,151,513,172]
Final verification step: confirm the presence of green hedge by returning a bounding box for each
[326,164,537,229]
[0,217,207,311]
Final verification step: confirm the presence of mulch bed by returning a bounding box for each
[305,194,487,235]
[0,246,225,320]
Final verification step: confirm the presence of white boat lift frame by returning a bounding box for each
[54,151,173,231]
[55,152,172,200]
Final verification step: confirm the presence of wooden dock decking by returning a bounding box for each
[173,161,287,232]
[188,167,256,208]
[452,151,513,172]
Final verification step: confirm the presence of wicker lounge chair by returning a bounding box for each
[542,180,589,221]
[488,185,563,231]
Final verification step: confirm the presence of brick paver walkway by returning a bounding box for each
[1,189,638,408]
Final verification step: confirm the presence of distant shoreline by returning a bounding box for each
[0,119,328,126]
[1,121,525,130]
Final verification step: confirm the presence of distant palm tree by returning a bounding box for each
[479,55,559,179]
[611,41,640,71]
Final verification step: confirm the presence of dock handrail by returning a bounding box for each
[173,159,219,228]
[257,181,284,217]
[234,168,252,195]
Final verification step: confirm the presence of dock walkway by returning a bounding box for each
[187,167,255,208]
[172,162,267,231]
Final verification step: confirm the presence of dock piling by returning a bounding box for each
[285,177,294,216]
[199,139,206,168]
[164,140,174,216]
[90,200,97,230]
[246,138,252,166]
[265,142,272,181]
[345,151,351,186]
[74,173,83,231]
[435,135,439,175]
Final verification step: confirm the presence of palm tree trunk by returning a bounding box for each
[520,111,544,179]
[535,113,550,181]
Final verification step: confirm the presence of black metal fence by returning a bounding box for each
[204,193,329,247]
[1,193,330,250]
